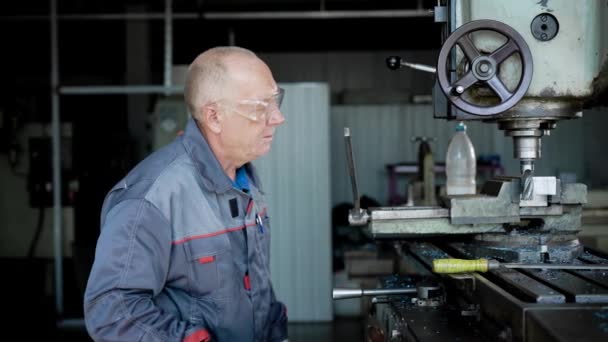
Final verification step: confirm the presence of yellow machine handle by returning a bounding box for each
[432,258,490,274]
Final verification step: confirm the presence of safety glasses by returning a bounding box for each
[218,87,285,124]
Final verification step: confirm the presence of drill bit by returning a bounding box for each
[522,168,534,200]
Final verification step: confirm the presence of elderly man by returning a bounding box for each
[84,46,287,342]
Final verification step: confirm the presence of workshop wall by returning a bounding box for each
[255,83,334,322]
[583,107,608,188]
[330,104,597,207]
[260,50,438,103]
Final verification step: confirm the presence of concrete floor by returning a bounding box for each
[2,258,365,342]
[288,318,365,342]
[56,318,365,342]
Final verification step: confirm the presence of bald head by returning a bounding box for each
[183,46,284,173]
[184,46,260,120]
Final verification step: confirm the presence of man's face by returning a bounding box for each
[218,59,285,164]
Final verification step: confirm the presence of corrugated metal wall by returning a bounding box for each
[331,105,587,207]
[254,83,333,322]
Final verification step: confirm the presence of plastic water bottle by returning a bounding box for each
[446,122,476,195]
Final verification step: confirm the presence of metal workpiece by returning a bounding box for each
[520,176,557,207]
[437,20,534,116]
[528,176,557,195]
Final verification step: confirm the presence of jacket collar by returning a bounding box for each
[181,117,261,194]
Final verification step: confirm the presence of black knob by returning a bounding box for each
[386,56,402,70]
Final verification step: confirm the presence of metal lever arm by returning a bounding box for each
[386,55,436,73]
[344,128,369,226]
[333,287,417,300]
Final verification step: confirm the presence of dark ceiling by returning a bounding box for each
[0,0,443,122]
[4,0,441,14]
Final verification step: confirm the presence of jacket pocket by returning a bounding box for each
[186,235,230,298]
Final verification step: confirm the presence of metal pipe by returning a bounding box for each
[59,85,184,95]
[50,0,63,316]
[503,263,608,271]
[163,0,172,96]
[401,61,436,73]
[333,287,417,300]
[1,9,433,21]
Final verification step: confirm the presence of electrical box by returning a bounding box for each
[27,136,74,208]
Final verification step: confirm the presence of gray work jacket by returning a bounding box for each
[84,118,287,342]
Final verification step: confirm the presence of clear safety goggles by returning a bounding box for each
[219,87,285,124]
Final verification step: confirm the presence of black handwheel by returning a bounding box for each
[437,20,533,116]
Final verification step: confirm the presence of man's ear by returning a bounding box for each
[200,104,222,134]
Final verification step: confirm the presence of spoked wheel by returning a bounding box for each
[437,20,534,116]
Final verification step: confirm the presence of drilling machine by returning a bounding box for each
[334,1,608,341]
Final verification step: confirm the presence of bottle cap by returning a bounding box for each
[456,122,466,132]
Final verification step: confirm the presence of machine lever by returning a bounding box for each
[433,258,608,274]
[333,287,418,300]
[344,128,369,225]
[386,55,437,73]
